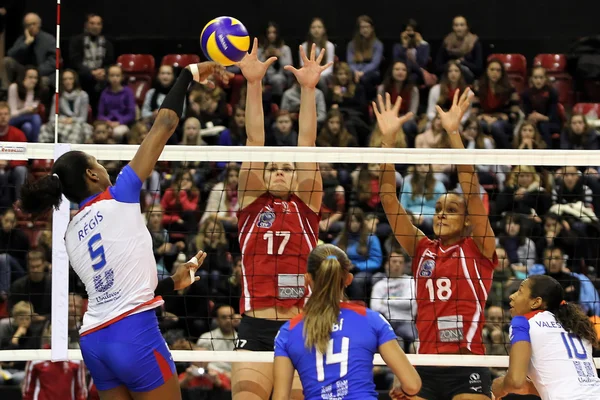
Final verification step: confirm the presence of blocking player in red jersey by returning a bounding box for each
[375,89,497,400]
[231,39,331,400]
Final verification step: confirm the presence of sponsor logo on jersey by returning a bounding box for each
[278,274,306,299]
[438,315,464,343]
[419,259,436,277]
[257,206,276,228]
[469,373,481,384]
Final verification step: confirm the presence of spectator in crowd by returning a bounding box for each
[141,65,176,123]
[0,209,29,295]
[392,19,431,85]
[378,61,419,147]
[513,122,547,149]
[87,120,115,144]
[161,170,200,240]
[195,90,230,141]
[192,217,231,290]
[281,82,327,125]
[521,66,561,147]
[2,13,55,89]
[219,106,246,146]
[196,304,237,372]
[178,348,232,392]
[426,60,470,126]
[181,116,206,146]
[318,162,346,236]
[0,301,45,382]
[200,164,240,231]
[7,66,41,142]
[400,164,447,233]
[415,114,450,148]
[482,305,510,376]
[0,102,27,201]
[258,21,293,102]
[346,15,383,98]
[269,110,298,146]
[535,213,578,267]
[68,13,114,109]
[497,213,537,270]
[147,205,178,278]
[39,69,92,143]
[96,65,136,142]
[488,246,520,307]
[353,163,382,213]
[560,113,599,150]
[334,207,383,301]
[543,246,581,303]
[214,257,242,314]
[461,117,494,149]
[496,165,552,221]
[67,293,83,345]
[552,165,595,210]
[9,249,51,319]
[370,247,417,349]
[300,18,335,91]
[316,109,357,147]
[434,15,483,82]
[472,58,520,149]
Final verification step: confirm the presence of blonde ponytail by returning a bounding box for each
[303,245,351,354]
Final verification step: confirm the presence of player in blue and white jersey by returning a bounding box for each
[19,62,233,400]
[492,274,600,400]
[272,244,421,400]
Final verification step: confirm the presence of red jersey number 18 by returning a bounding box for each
[425,278,452,302]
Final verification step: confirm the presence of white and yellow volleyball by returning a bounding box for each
[200,16,250,66]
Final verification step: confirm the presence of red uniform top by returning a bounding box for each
[412,236,497,355]
[0,126,27,168]
[238,193,319,314]
[22,360,87,400]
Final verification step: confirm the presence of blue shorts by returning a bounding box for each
[80,309,175,392]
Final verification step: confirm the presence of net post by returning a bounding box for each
[50,143,71,361]
[54,0,61,144]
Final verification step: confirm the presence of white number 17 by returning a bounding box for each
[264,231,290,255]
[315,337,349,382]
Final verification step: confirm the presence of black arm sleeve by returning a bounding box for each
[155,277,175,297]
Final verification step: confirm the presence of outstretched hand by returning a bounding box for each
[371,93,414,147]
[187,62,234,88]
[435,88,473,134]
[171,250,207,291]
[284,43,333,89]
[237,37,277,84]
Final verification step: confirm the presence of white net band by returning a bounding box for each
[1,142,599,166]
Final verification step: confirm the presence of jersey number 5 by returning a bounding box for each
[263,231,291,255]
[88,233,114,293]
[315,337,349,382]
[425,278,452,302]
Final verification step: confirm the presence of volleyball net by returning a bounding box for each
[1,143,600,370]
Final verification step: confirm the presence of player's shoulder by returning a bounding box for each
[340,301,368,317]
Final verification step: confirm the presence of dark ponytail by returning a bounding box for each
[20,151,93,216]
[528,274,599,348]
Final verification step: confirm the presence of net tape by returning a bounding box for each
[0,142,599,166]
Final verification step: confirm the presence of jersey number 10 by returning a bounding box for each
[315,337,349,382]
[560,332,587,360]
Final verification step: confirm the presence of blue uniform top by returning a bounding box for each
[275,302,397,400]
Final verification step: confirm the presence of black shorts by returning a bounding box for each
[415,366,492,400]
[235,315,286,351]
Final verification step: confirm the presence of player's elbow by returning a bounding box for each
[504,371,526,391]
[402,376,422,397]
[155,109,180,132]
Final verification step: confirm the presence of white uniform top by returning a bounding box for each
[510,310,600,400]
[65,165,163,335]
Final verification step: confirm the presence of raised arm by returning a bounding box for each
[236,38,277,209]
[129,63,232,182]
[373,94,424,257]
[284,44,332,212]
[436,89,496,260]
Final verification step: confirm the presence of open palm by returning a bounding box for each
[435,88,473,134]
[372,93,414,147]
[237,37,277,84]
[285,43,333,88]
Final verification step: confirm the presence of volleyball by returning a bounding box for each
[200,16,250,66]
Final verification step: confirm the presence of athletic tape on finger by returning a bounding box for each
[188,256,198,281]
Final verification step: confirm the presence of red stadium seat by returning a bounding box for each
[488,54,527,93]
[117,54,155,83]
[161,54,201,68]
[533,54,567,73]
[572,103,600,118]
[533,54,574,107]
[128,80,151,108]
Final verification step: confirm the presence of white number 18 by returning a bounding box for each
[425,278,452,302]
[315,337,349,382]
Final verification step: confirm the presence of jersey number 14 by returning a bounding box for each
[315,337,349,382]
